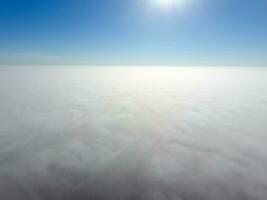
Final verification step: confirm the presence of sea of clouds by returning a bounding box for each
[0,66,267,200]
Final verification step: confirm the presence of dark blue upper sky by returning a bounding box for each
[0,0,266,65]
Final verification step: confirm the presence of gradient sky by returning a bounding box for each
[0,0,266,65]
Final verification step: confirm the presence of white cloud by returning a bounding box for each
[0,66,267,199]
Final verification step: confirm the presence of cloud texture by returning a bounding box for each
[0,66,267,200]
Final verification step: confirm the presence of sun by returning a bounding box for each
[154,0,174,9]
[151,0,191,11]
[154,0,173,6]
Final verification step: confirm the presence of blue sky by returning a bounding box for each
[0,0,266,65]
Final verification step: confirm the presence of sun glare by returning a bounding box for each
[151,0,192,12]
[154,0,173,7]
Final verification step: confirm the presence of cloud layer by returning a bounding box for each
[0,66,267,200]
